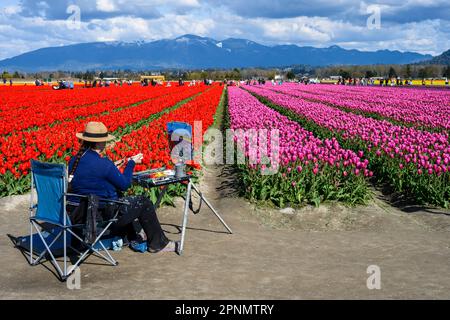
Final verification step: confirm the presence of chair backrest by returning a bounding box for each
[31,160,68,225]
[167,122,193,162]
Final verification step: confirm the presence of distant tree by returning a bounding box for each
[443,65,450,78]
[418,68,429,79]
[1,71,12,79]
[13,71,20,78]
[405,64,412,78]
[99,71,105,79]
[388,67,397,78]
[286,71,296,80]
[82,71,94,81]
[365,70,377,78]
[267,71,276,80]
[232,68,241,80]
[338,69,351,79]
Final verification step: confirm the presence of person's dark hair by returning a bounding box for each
[69,141,96,176]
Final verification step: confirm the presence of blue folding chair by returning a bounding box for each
[167,122,193,162]
[20,160,127,281]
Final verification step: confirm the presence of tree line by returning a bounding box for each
[315,64,450,79]
[2,64,449,82]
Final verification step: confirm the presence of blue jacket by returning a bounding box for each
[68,149,135,201]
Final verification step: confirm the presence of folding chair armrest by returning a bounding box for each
[103,199,129,206]
[65,193,129,206]
[70,223,85,228]
[65,193,87,199]
[30,217,70,229]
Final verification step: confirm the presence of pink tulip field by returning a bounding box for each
[263,83,450,131]
[227,86,370,207]
[226,84,450,208]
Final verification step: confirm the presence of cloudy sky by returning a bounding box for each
[0,0,449,60]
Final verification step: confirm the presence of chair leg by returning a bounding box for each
[94,241,118,266]
[32,226,64,266]
[32,222,64,278]
[64,229,67,277]
[29,221,34,265]
[67,227,118,268]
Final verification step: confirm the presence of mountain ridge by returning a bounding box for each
[0,34,434,71]
[424,49,450,65]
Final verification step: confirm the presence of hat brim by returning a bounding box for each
[76,132,116,142]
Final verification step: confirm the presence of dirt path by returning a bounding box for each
[0,164,449,299]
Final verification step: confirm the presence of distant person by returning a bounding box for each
[9,79,13,86]
[445,78,449,86]
[53,80,66,90]
[2,78,6,85]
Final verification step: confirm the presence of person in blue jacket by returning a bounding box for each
[68,121,177,253]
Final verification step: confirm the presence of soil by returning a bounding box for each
[0,164,449,299]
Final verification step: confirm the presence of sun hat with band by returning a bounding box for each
[76,121,116,142]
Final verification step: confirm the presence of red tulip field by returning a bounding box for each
[0,83,221,196]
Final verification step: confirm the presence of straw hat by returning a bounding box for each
[76,122,116,142]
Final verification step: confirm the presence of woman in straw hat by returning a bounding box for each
[67,121,178,253]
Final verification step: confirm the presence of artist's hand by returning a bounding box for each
[114,159,125,167]
[129,153,143,164]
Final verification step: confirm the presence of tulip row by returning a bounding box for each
[0,85,190,135]
[264,83,450,131]
[245,85,450,208]
[107,84,224,171]
[227,86,370,207]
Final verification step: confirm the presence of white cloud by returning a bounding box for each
[0,0,448,61]
[96,0,117,13]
